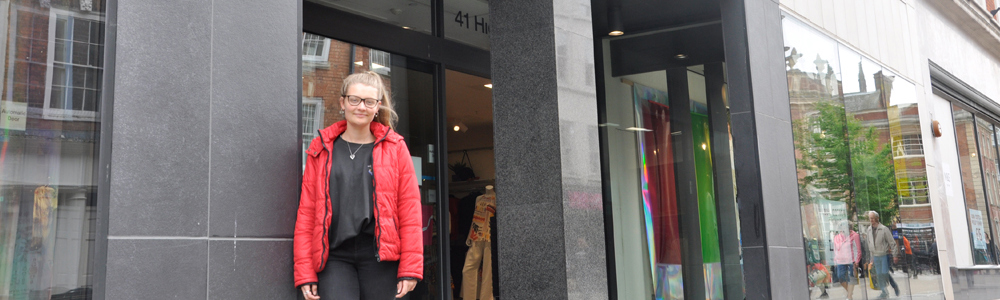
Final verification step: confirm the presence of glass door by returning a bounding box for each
[300,33,444,299]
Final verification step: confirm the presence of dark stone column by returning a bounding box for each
[106,1,300,298]
[488,0,608,299]
[720,0,809,299]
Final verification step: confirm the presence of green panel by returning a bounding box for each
[692,113,721,263]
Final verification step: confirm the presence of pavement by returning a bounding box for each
[809,271,945,300]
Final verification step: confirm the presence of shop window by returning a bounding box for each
[951,104,1000,265]
[1,4,107,299]
[445,69,497,300]
[599,25,742,298]
[783,14,943,299]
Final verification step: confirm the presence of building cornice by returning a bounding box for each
[929,0,1000,60]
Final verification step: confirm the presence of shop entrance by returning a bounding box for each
[301,2,495,299]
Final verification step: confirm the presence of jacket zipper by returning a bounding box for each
[318,130,332,269]
[371,131,389,262]
[319,127,392,266]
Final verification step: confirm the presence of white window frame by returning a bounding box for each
[302,33,330,62]
[42,8,103,122]
[370,49,391,76]
[302,97,324,170]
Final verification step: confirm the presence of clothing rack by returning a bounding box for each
[449,179,495,196]
[447,146,494,154]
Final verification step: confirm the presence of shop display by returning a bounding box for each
[461,186,496,300]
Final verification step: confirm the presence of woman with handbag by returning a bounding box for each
[294,71,423,300]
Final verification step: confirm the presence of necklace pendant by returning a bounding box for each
[350,154,356,160]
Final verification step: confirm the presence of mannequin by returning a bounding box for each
[462,185,496,300]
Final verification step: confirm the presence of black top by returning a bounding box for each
[328,136,376,250]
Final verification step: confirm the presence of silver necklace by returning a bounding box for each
[346,140,366,160]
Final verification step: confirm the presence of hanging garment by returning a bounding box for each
[32,186,57,247]
[462,240,493,300]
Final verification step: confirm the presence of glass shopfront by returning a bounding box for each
[597,23,744,300]
[782,14,944,299]
[0,1,108,299]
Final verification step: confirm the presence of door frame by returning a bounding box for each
[303,2,492,299]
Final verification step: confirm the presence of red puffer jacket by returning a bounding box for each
[294,121,423,288]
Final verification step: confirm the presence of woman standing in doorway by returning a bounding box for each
[294,71,423,299]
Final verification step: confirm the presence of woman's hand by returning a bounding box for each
[301,284,320,300]
[396,279,417,298]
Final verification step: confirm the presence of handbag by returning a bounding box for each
[867,263,880,290]
[449,151,477,182]
[808,263,829,285]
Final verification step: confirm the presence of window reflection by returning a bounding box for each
[784,14,943,299]
[973,118,1000,264]
[952,104,1000,265]
[1,2,106,299]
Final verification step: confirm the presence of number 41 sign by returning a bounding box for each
[454,11,488,34]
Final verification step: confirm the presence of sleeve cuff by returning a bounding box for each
[296,282,318,289]
[398,277,420,282]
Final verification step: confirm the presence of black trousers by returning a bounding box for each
[315,234,401,300]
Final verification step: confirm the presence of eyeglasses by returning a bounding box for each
[343,95,381,108]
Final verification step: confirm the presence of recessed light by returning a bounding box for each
[675,54,688,60]
[402,26,411,30]
[484,84,493,89]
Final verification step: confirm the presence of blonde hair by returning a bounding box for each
[341,71,398,130]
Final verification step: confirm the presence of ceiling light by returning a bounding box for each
[624,127,652,132]
[402,26,411,30]
[453,122,468,133]
[675,54,688,60]
[702,143,707,150]
[484,83,493,89]
[453,125,460,132]
[608,5,624,36]
[354,61,364,66]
